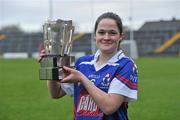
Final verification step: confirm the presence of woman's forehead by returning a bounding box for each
[97,18,118,30]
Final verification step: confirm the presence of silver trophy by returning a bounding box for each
[39,19,75,80]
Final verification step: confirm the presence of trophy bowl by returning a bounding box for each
[39,19,75,80]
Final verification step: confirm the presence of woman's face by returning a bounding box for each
[95,18,122,54]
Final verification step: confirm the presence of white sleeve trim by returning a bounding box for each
[108,78,137,102]
[61,83,74,96]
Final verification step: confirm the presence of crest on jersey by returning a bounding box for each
[101,73,111,88]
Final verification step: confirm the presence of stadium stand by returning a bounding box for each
[72,33,92,55]
[0,18,180,58]
[154,32,180,54]
[131,18,180,56]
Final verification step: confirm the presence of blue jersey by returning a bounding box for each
[72,50,138,120]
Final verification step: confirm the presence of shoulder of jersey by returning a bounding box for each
[76,55,94,64]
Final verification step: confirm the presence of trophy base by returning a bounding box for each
[39,55,74,80]
[39,67,66,80]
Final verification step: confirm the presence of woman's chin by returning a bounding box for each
[100,48,116,54]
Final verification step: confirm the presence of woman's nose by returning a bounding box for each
[104,33,110,39]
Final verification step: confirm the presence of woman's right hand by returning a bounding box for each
[61,66,86,83]
[38,49,45,62]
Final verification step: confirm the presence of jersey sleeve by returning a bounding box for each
[61,83,74,96]
[60,57,80,97]
[108,61,138,102]
[61,56,90,96]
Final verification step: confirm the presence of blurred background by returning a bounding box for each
[0,0,180,120]
[0,0,180,58]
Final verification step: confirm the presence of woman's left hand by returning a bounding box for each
[61,66,85,83]
[38,49,45,62]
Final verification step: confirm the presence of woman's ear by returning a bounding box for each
[119,33,124,41]
[117,33,124,51]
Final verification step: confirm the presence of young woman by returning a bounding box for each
[44,12,138,120]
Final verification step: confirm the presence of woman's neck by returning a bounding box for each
[96,51,117,66]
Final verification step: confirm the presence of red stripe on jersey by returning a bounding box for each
[116,74,137,90]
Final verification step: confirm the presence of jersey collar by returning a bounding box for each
[92,49,126,71]
[93,49,125,63]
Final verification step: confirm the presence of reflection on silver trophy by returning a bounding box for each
[39,19,75,80]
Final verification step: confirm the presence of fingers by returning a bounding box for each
[63,66,74,73]
[61,67,77,83]
[60,66,72,82]
[38,49,45,62]
[40,49,45,57]
[61,75,71,83]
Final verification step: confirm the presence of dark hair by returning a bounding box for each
[94,12,123,34]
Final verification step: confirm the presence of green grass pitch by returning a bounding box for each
[0,57,179,120]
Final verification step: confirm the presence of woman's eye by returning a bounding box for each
[98,31,105,35]
[97,30,118,35]
[109,31,117,35]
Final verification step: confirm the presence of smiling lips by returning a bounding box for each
[100,39,114,45]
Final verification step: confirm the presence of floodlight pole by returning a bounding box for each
[129,0,134,41]
[49,0,53,19]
